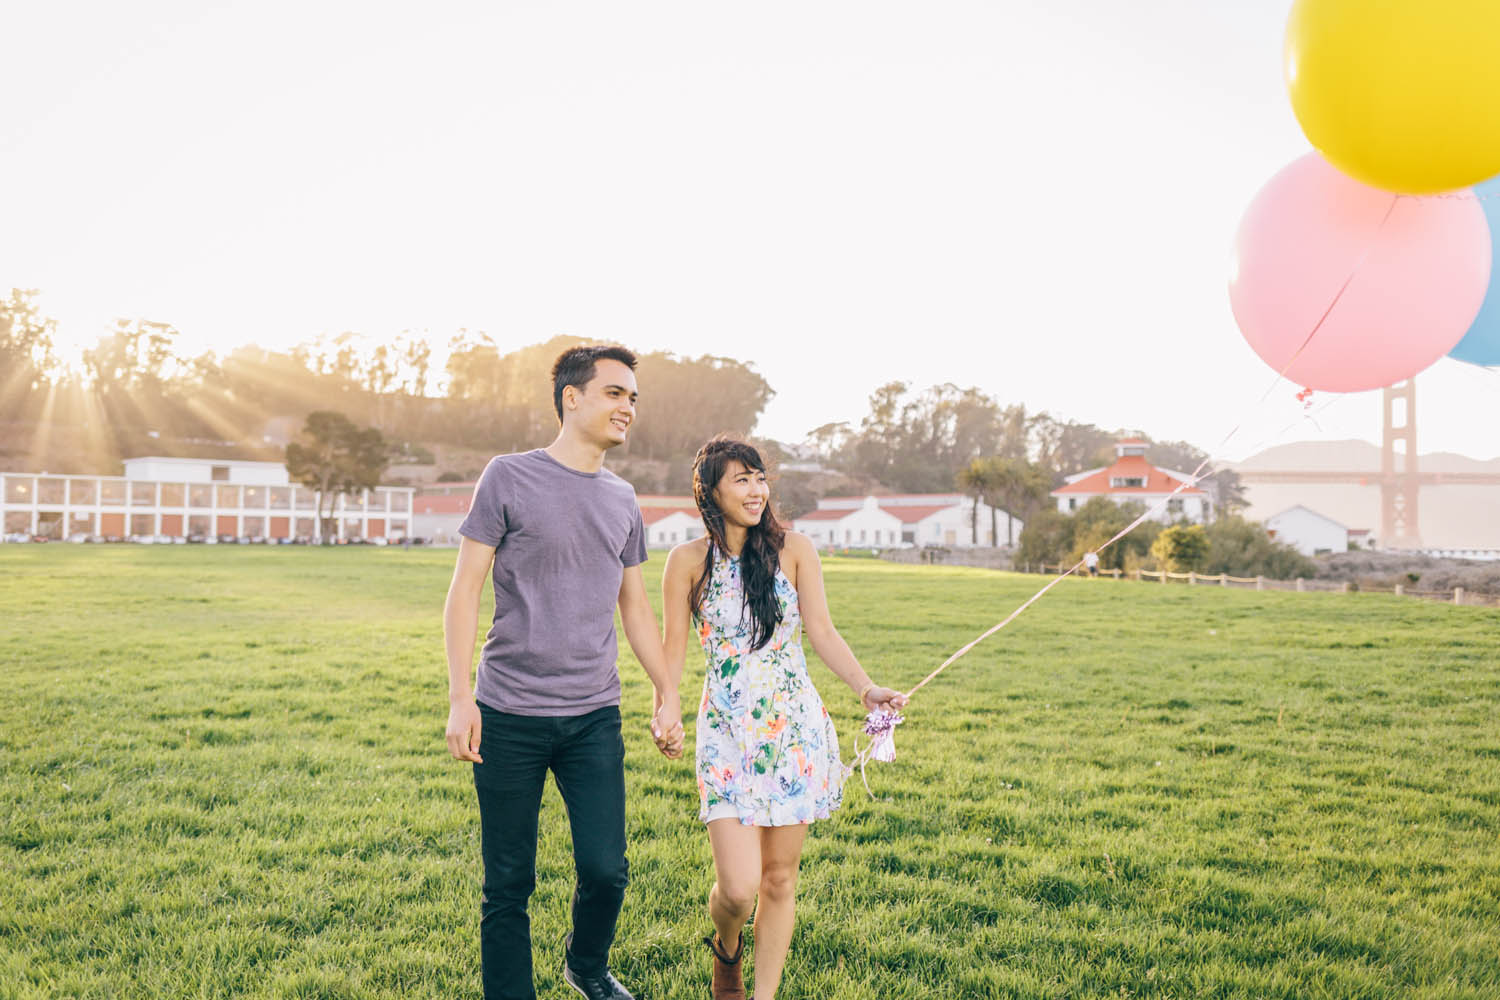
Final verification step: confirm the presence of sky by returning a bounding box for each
[4,0,1499,462]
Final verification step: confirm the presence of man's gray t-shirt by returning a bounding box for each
[459,449,647,716]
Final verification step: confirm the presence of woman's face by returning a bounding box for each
[713,459,769,529]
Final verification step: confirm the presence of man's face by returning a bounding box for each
[565,359,638,448]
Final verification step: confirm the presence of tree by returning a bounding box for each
[955,458,990,544]
[285,411,390,541]
[1016,508,1074,568]
[1151,524,1210,573]
[1200,516,1316,579]
[1147,439,1247,518]
[1028,415,1117,485]
[980,456,1052,546]
[0,289,57,400]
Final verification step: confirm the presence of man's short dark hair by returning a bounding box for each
[551,344,639,423]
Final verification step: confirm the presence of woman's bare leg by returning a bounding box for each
[748,824,807,999]
[707,818,762,953]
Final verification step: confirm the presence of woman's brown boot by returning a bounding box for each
[702,931,746,1000]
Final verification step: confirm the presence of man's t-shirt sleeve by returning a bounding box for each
[621,505,647,568]
[459,459,507,548]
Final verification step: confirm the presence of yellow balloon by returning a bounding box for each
[1286,0,1500,194]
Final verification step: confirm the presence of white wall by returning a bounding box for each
[1055,493,1208,524]
[1267,507,1347,556]
[914,502,1023,547]
[795,497,904,547]
[647,512,703,548]
[124,457,291,485]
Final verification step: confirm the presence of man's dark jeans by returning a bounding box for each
[472,701,629,1000]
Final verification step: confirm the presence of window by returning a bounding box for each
[242,516,266,539]
[294,488,316,510]
[243,487,265,509]
[189,484,212,508]
[129,514,154,537]
[1068,497,1077,511]
[38,478,66,504]
[211,466,230,482]
[101,481,126,505]
[269,487,291,510]
[131,482,156,506]
[1167,497,1184,514]
[859,529,867,542]
[70,479,97,504]
[160,483,184,506]
[1110,476,1146,488]
[367,491,388,513]
[3,476,32,503]
[390,492,409,513]
[216,485,241,508]
[188,515,211,536]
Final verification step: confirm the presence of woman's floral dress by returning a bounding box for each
[694,551,844,826]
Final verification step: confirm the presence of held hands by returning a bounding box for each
[445,698,483,764]
[860,683,908,714]
[650,693,685,759]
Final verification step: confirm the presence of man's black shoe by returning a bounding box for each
[562,961,636,1000]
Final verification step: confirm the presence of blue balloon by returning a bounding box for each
[1450,176,1500,366]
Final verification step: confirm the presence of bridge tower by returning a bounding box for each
[1381,379,1421,548]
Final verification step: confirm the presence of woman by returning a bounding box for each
[660,436,907,1000]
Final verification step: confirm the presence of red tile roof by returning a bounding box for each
[820,493,957,502]
[640,507,697,526]
[879,504,952,524]
[794,508,853,521]
[1052,454,1204,496]
[635,495,697,508]
[414,495,472,514]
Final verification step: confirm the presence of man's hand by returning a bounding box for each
[446,698,484,763]
[649,694,684,759]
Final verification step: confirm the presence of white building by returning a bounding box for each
[2,457,413,542]
[793,493,1021,548]
[409,489,704,548]
[1266,505,1352,556]
[413,493,471,545]
[642,508,704,548]
[1052,439,1210,523]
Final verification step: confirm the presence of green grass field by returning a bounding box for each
[2,547,1498,999]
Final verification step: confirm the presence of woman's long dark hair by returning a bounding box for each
[690,436,786,650]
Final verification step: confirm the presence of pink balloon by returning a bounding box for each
[1229,153,1491,392]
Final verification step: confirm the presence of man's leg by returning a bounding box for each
[473,703,551,1000]
[552,705,629,977]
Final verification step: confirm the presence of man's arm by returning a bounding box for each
[618,563,684,757]
[443,536,496,763]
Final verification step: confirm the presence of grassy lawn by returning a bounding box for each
[2,546,1497,999]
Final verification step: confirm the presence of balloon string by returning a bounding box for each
[898,195,1404,705]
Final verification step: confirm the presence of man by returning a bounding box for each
[444,344,684,1000]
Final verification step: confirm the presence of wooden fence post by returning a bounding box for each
[1219,574,1227,587]
[1395,583,1404,596]
[1295,578,1305,592]
[1255,576,1264,591]
[1189,572,1196,586]
[1455,587,1465,606]
[1133,569,1141,582]
[1340,581,1350,593]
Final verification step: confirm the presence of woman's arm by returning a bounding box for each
[658,541,701,718]
[786,532,907,713]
